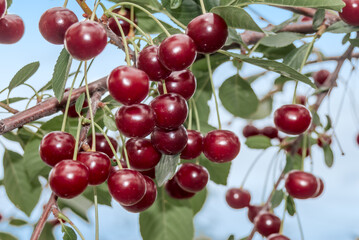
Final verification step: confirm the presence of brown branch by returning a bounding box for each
[75,0,97,20]
[307,52,359,64]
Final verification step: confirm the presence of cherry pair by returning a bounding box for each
[285,170,324,199]
[242,125,278,139]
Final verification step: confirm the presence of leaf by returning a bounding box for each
[152,28,182,45]
[286,196,296,216]
[349,38,359,47]
[283,43,312,71]
[186,188,207,215]
[246,97,273,120]
[199,155,231,185]
[75,93,85,115]
[0,232,17,240]
[225,28,248,50]
[103,113,118,131]
[9,219,28,226]
[38,223,55,240]
[62,225,77,240]
[82,184,112,206]
[227,235,235,240]
[161,0,202,25]
[170,0,182,9]
[108,0,162,11]
[6,0,12,8]
[58,196,92,222]
[324,115,332,131]
[52,48,72,102]
[8,62,40,91]
[256,44,296,60]
[326,21,359,33]
[40,115,78,137]
[0,97,27,104]
[313,9,325,29]
[136,11,175,34]
[260,32,304,48]
[284,154,301,173]
[155,154,180,186]
[323,145,334,167]
[271,190,284,208]
[245,136,272,149]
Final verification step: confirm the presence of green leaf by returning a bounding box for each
[103,113,118,131]
[0,232,17,240]
[283,43,312,71]
[8,62,39,91]
[136,11,175,34]
[9,218,28,226]
[156,154,180,186]
[271,190,284,208]
[284,154,301,173]
[324,115,332,131]
[38,223,55,240]
[227,235,235,240]
[6,0,12,8]
[323,145,334,167]
[313,9,325,29]
[108,0,162,11]
[211,6,262,32]
[52,48,72,102]
[260,32,304,48]
[326,21,359,33]
[0,97,27,104]
[246,97,273,120]
[226,28,248,50]
[170,0,182,9]
[245,135,272,149]
[75,93,85,115]
[349,38,359,47]
[152,28,182,45]
[82,184,112,206]
[58,196,92,222]
[199,155,231,185]
[161,0,202,25]
[62,225,77,240]
[40,115,78,136]
[186,188,207,215]
[256,44,296,60]
[286,196,296,216]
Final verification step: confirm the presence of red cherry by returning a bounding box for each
[87,133,118,158]
[0,0,6,18]
[115,104,155,138]
[340,0,359,26]
[295,95,307,105]
[203,130,240,163]
[0,14,25,44]
[317,134,332,147]
[49,160,89,199]
[40,131,76,167]
[137,45,171,81]
[285,170,319,199]
[175,163,208,192]
[108,169,146,206]
[357,133,359,145]
[312,178,324,198]
[300,16,312,22]
[62,88,88,118]
[242,125,260,138]
[267,233,290,240]
[158,70,197,100]
[180,130,203,160]
[64,21,107,61]
[150,93,188,130]
[158,34,197,71]
[139,167,156,179]
[247,205,264,223]
[151,125,188,155]
[254,212,281,237]
[225,188,251,209]
[107,66,150,105]
[313,69,330,86]
[260,126,278,139]
[186,13,228,54]
[165,178,195,199]
[39,7,78,45]
[274,104,312,135]
[122,176,157,213]
[108,7,137,37]
[77,151,111,185]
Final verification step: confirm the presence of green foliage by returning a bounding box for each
[52,48,72,102]
[0,232,17,240]
[284,154,302,173]
[323,145,334,167]
[170,0,183,9]
[136,11,174,34]
[6,0,12,8]
[286,196,296,216]
[156,154,180,186]
[38,223,55,240]
[313,9,325,29]
[245,136,272,149]
[103,113,117,131]
[8,62,39,91]
[326,21,359,33]
[271,190,284,208]
[199,155,231,185]
[259,33,305,48]
[82,184,112,206]
[246,97,273,120]
[62,225,77,240]
[9,219,27,226]
[58,196,92,222]
[161,0,202,25]
[75,93,85,115]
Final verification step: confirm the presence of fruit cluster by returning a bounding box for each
[0,0,24,44]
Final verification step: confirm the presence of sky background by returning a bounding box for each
[0,1,359,240]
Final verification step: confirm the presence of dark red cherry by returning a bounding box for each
[39,7,78,45]
[186,13,228,54]
[64,21,107,61]
[254,212,281,237]
[87,133,118,158]
[139,167,156,179]
[165,178,195,199]
[158,70,196,100]
[0,14,25,44]
[180,130,203,160]
[77,151,111,185]
[274,104,312,135]
[317,134,332,147]
[108,7,137,37]
[300,16,312,22]
[108,169,146,206]
[40,131,76,167]
[137,45,171,81]
[340,0,359,26]
[295,95,307,105]
[267,234,290,240]
[313,69,330,86]
[175,163,208,192]
[225,188,251,209]
[150,93,188,130]
[0,0,6,19]
[122,176,157,213]
[49,160,89,199]
[312,178,324,198]
[242,125,260,138]
[63,88,88,118]
[126,138,162,171]
[357,133,359,145]
[203,130,240,163]
[261,126,278,139]
[107,66,150,105]
[285,170,319,199]
[151,125,188,155]
[115,104,155,138]
[158,34,197,71]
[247,205,264,223]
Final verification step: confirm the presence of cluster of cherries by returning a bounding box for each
[0,0,24,44]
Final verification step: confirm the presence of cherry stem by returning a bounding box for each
[199,0,207,14]
[188,100,193,130]
[279,194,288,234]
[79,58,95,87]
[301,134,308,170]
[93,186,99,240]
[296,205,305,240]
[130,6,135,34]
[261,151,279,202]
[91,1,100,21]
[63,0,69,8]
[191,99,201,132]
[73,117,83,160]
[57,212,85,240]
[240,149,266,188]
[84,61,96,152]
[120,134,131,169]
[161,80,167,94]
[160,10,187,29]
[109,13,131,66]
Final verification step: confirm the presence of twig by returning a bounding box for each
[0,102,19,114]
[307,52,359,64]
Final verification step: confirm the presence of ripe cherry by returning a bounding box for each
[158,34,197,71]
[108,169,146,206]
[165,178,195,199]
[64,21,107,61]
[261,126,278,139]
[274,104,312,135]
[312,178,324,198]
[203,130,240,163]
[317,134,332,147]
[254,212,281,237]
[180,130,203,160]
[242,125,260,138]
[225,188,251,209]
[39,7,78,45]
[247,205,264,223]
[158,70,197,100]
[139,167,156,179]
[87,133,118,158]
[175,163,209,192]
[77,151,111,185]
[295,95,307,105]
[0,0,6,19]
[122,176,157,213]
[49,160,89,199]
[40,131,76,167]
[62,88,88,118]
[150,93,188,130]
[151,125,188,155]
[115,104,155,138]
[186,13,228,54]
[285,170,319,199]
[107,66,149,105]
[300,16,312,22]
[0,14,25,44]
[340,0,359,26]
[313,69,330,86]
[108,8,133,37]
[357,133,359,145]
[267,234,290,240]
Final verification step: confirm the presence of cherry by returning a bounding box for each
[115,104,155,138]
[62,88,88,118]
[225,188,251,209]
[175,163,208,192]
[247,205,264,223]
[267,234,290,240]
[186,13,228,54]
[77,151,111,185]
[285,170,319,199]
[0,14,25,44]
[242,125,260,138]
[122,176,157,213]
[261,126,278,139]
[357,133,359,145]
[107,66,150,105]
[139,167,156,179]
[340,0,359,26]
[317,134,332,147]
[150,93,188,130]
[254,212,281,237]
[108,169,146,206]
[108,8,131,37]
[151,125,188,155]
[87,133,118,158]
[274,104,312,135]
[40,131,76,167]
[203,130,240,163]
[165,178,195,199]
[300,16,312,22]
[64,21,107,61]
[158,70,197,100]
[313,69,330,86]
[158,34,197,71]
[137,45,171,81]
[312,178,324,198]
[0,0,6,19]
[295,95,307,105]
[180,130,203,160]
[39,7,78,45]
[49,160,89,199]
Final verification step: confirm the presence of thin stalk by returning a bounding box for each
[110,13,131,66]
[240,149,266,187]
[261,151,279,202]
[199,0,207,14]
[84,61,96,152]
[120,134,131,168]
[63,0,69,7]
[73,118,82,160]
[301,134,308,170]
[79,58,94,87]
[279,195,288,234]
[192,99,201,132]
[90,1,100,21]
[94,187,99,240]
[58,213,85,240]
[160,10,187,29]
[296,207,305,240]
[162,80,167,94]
[188,100,193,130]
